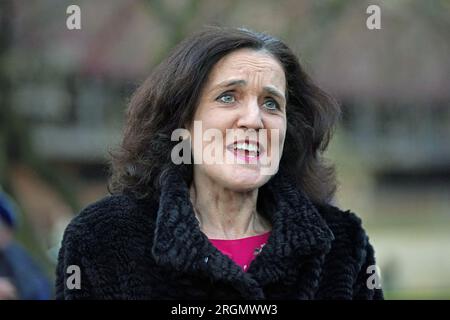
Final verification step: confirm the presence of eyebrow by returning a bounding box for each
[212,79,286,102]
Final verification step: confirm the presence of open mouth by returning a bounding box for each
[226,138,265,162]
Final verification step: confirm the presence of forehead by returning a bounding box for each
[207,49,286,90]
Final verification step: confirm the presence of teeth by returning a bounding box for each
[233,143,259,153]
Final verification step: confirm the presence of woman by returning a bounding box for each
[56,27,383,300]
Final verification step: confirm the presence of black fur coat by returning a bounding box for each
[55,167,383,300]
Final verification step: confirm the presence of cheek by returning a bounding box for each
[198,105,236,129]
[189,110,237,161]
[279,124,287,146]
[267,119,287,150]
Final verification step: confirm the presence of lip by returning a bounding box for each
[226,138,266,163]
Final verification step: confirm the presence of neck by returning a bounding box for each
[189,171,271,240]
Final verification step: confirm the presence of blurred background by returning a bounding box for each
[0,0,449,299]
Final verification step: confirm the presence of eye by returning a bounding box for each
[216,92,236,104]
[263,98,279,111]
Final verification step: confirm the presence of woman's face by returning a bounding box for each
[189,48,287,191]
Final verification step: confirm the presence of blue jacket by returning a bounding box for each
[1,242,52,300]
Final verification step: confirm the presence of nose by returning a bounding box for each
[236,97,264,130]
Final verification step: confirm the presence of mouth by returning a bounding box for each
[226,138,265,162]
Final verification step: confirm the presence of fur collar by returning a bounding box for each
[151,166,335,299]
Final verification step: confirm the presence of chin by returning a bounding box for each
[219,165,272,192]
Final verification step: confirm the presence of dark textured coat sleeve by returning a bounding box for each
[352,239,384,300]
[344,209,384,300]
[55,216,95,299]
[315,204,384,300]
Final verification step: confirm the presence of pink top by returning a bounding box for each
[209,232,271,272]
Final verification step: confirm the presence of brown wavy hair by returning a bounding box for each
[109,26,341,205]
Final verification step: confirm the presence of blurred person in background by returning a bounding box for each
[0,190,52,300]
